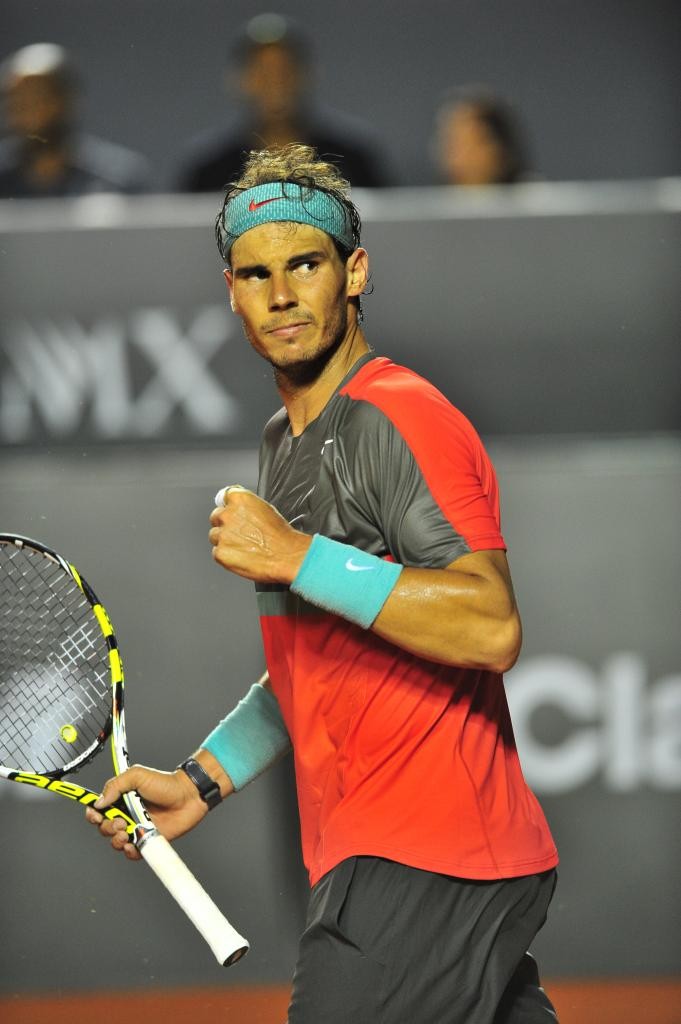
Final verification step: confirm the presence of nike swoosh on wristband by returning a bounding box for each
[249,197,283,211]
[345,559,375,572]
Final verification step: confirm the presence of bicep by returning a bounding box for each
[446,548,512,583]
[445,548,520,625]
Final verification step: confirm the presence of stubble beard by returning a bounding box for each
[245,301,350,390]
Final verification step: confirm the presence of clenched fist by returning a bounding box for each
[209,485,311,584]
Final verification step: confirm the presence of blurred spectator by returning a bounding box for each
[0,43,150,198]
[176,13,388,191]
[433,86,531,186]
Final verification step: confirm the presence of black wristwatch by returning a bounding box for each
[177,757,223,810]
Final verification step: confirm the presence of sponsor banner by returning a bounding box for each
[1,186,680,444]
[506,653,681,793]
[0,305,256,444]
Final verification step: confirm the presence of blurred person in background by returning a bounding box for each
[176,13,388,192]
[433,85,532,186]
[0,42,150,198]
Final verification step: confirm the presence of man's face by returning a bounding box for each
[3,73,70,140]
[438,104,505,185]
[226,222,362,376]
[240,44,303,122]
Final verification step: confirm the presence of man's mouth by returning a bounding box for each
[266,321,312,337]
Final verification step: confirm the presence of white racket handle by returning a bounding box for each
[139,831,249,965]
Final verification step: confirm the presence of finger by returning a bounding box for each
[111,831,142,860]
[94,777,127,810]
[94,766,144,810]
[107,818,141,859]
[111,823,133,851]
[92,813,129,839]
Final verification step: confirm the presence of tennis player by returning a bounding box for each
[88,144,559,1023]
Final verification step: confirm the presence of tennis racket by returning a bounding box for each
[0,532,249,966]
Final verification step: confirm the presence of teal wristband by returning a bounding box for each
[202,683,291,791]
[290,534,403,628]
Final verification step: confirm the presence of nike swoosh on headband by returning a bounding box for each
[248,197,283,211]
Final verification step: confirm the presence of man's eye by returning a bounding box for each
[292,261,318,277]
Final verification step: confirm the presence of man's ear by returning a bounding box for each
[346,248,369,298]
[223,268,237,312]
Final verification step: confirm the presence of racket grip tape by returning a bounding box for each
[138,832,249,966]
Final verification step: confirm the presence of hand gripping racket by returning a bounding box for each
[0,533,249,966]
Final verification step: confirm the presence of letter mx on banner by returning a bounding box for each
[0,306,239,441]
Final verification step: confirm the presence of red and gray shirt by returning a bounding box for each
[257,354,558,887]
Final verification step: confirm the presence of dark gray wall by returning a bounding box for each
[3,0,681,187]
[1,183,680,444]
[1,184,680,992]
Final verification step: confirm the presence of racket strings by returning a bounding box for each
[0,543,111,775]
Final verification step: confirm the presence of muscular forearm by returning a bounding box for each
[371,551,522,671]
[284,533,520,671]
[208,490,520,673]
[288,534,521,672]
[193,673,269,797]
[201,674,291,790]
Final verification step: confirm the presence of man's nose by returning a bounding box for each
[268,271,298,310]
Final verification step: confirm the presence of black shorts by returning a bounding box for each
[287,857,558,1024]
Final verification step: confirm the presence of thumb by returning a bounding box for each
[94,768,138,809]
[214,483,249,507]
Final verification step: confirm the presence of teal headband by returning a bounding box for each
[222,181,356,256]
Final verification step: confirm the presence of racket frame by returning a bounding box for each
[0,532,249,965]
[0,533,142,834]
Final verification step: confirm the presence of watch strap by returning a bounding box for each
[177,757,222,810]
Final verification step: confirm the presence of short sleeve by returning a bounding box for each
[340,364,505,568]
